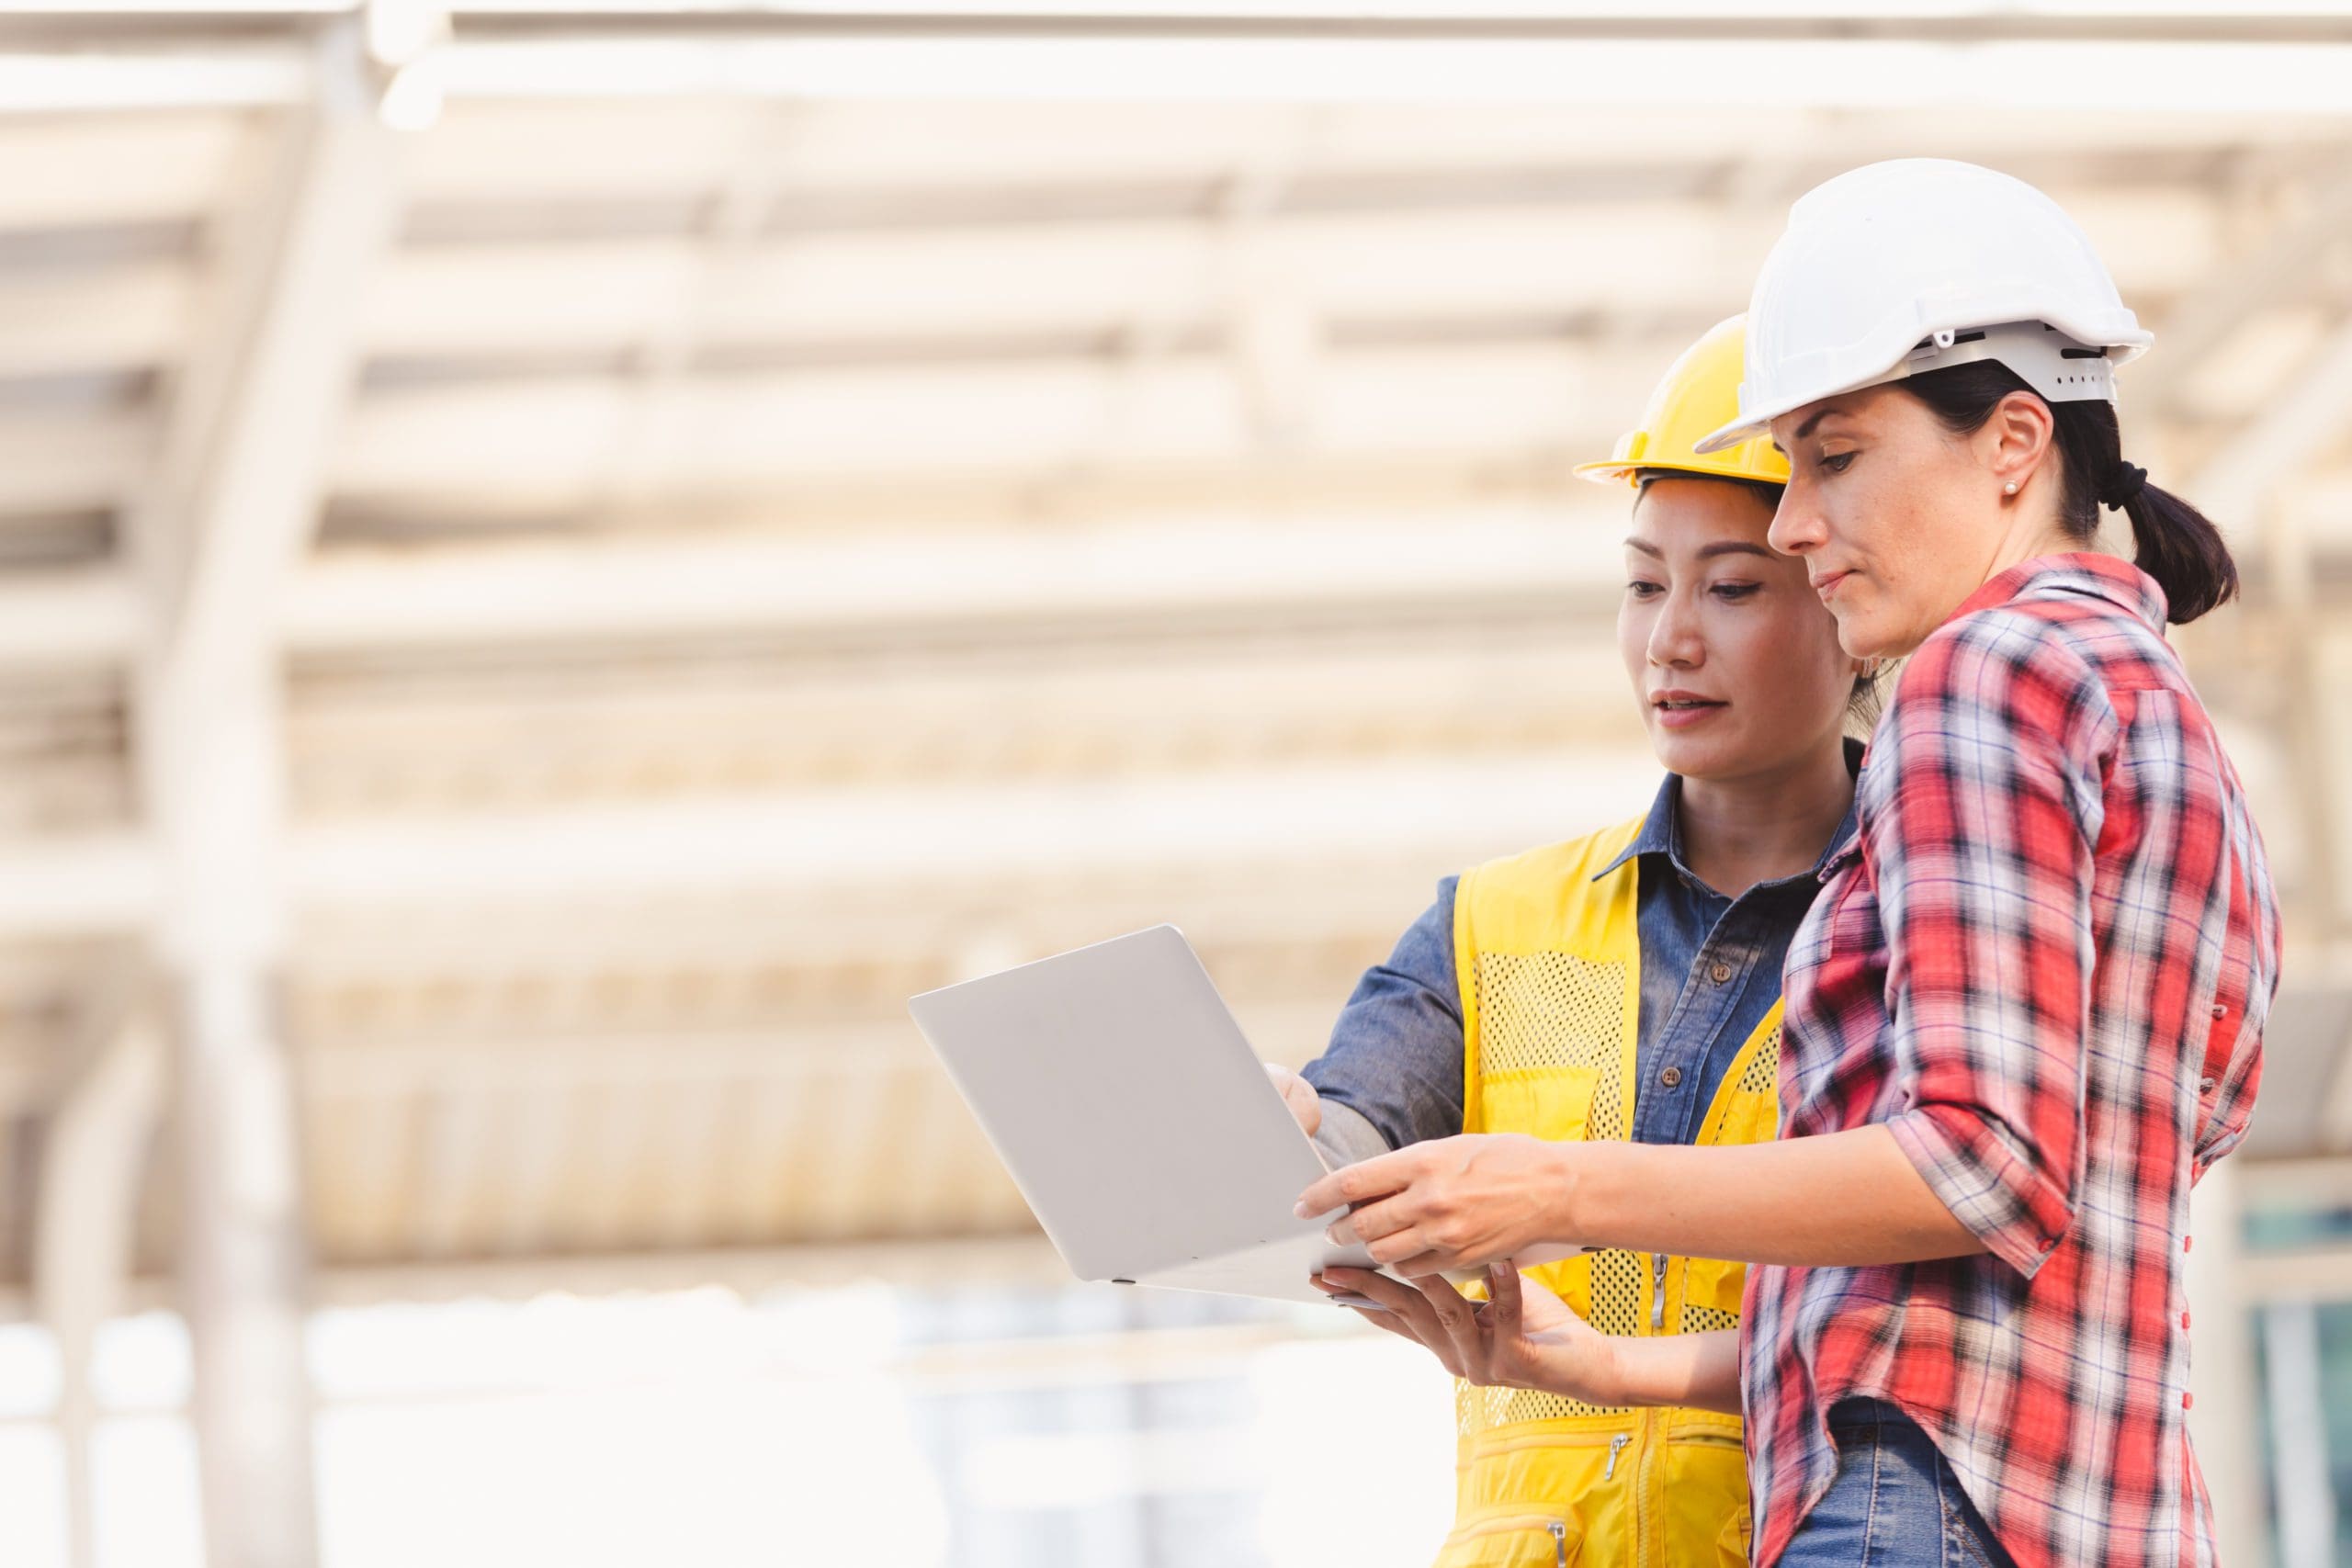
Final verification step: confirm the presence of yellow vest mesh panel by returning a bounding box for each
[1458,949,1643,1430]
[1734,1022,1782,1097]
[1679,1023,1780,1335]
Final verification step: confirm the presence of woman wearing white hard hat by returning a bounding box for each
[1297,160,2278,1568]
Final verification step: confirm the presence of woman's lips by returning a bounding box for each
[1652,696,1726,729]
[1813,569,1854,602]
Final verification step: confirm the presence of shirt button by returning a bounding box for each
[2211,1003,2227,1020]
[1709,962,1734,985]
[1660,1066,1684,1089]
[2184,1235,2194,1254]
[2199,1077,2217,1095]
[2182,1393,2194,1411]
[2182,1311,2192,1331]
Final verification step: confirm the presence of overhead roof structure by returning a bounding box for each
[0,5,2338,1310]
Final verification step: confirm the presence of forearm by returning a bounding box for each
[1603,1329,1742,1416]
[1559,1125,1985,1269]
[1310,1099,1394,1168]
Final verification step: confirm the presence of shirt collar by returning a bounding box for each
[1592,737,1864,888]
[1593,772,1686,882]
[1947,549,2168,631]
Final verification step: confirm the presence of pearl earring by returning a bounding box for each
[2004,480,2018,496]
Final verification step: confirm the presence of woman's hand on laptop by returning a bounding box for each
[1309,1262,1623,1405]
[1263,1063,1322,1136]
[1295,1133,1571,1275]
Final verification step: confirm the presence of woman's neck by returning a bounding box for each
[1676,739,1858,900]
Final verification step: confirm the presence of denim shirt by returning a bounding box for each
[1303,744,1860,1161]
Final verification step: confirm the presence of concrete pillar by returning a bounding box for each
[173,970,317,1568]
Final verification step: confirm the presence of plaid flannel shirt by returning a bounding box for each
[1742,554,2278,1568]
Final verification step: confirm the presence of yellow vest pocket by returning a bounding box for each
[1474,1066,1599,1146]
[1436,1510,1583,1568]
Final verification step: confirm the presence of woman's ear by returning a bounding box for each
[1983,389,2055,493]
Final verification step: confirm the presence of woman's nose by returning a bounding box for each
[1768,497,1824,556]
[1649,591,1702,666]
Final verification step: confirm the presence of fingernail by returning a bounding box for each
[1293,1201,1312,1218]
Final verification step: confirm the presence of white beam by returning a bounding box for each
[0,834,155,940]
[326,341,1665,501]
[0,570,140,670]
[9,16,2352,118]
[419,33,2352,113]
[306,1233,1064,1309]
[0,111,253,229]
[128,27,401,1568]
[287,750,1664,905]
[282,506,1623,649]
[34,995,164,1568]
[0,748,1650,940]
[293,1002,1346,1100]
[2264,1300,2338,1568]
[390,98,2348,213]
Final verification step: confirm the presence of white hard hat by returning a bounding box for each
[1694,159,2154,455]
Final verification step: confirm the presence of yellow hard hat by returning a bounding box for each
[1574,315,1791,490]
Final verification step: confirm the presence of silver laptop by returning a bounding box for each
[908,924,1389,1305]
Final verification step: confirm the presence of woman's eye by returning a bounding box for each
[1712,582,1760,601]
[1626,580,1663,598]
[1818,451,1857,475]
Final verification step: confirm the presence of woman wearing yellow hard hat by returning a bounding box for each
[1265,315,1873,1566]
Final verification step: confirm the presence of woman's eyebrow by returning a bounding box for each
[1775,409,1847,456]
[1697,542,1774,560]
[1624,538,1664,558]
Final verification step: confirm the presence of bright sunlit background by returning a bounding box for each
[1,3,2351,1565]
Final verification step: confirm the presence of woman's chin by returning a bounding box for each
[1647,725,1745,781]
[1832,605,1898,663]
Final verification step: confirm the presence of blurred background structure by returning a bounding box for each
[0,3,2348,1565]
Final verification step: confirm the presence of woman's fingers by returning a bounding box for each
[1409,1274,1492,1380]
[1295,1145,1421,1221]
[1484,1263,1530,1378]
[1317,1269,1462,1375]
[1323,1193,1411,1250]
[1318,1267,1430,1322]
[1340,1301,1423,1344]
[1489,1260,1524,1337]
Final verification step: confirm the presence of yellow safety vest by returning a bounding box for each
[1435,817,1782,1568]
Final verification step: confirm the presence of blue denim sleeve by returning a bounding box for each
[1299,877,1465,1152]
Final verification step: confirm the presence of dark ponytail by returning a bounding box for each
[1899,361,2240,624]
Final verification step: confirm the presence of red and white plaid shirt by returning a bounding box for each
[1742,554,2278,1568]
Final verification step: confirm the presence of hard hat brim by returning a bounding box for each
[1574,457,1786,490]
[1691,412,1777,457]
[1695,319,2154,457]
[1569,458,1643,488]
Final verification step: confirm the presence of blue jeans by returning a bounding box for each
[1779,1400,2018,1568]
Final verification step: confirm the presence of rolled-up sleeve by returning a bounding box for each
[1301,878,1466,1153]
[1869,613,2118,1278]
